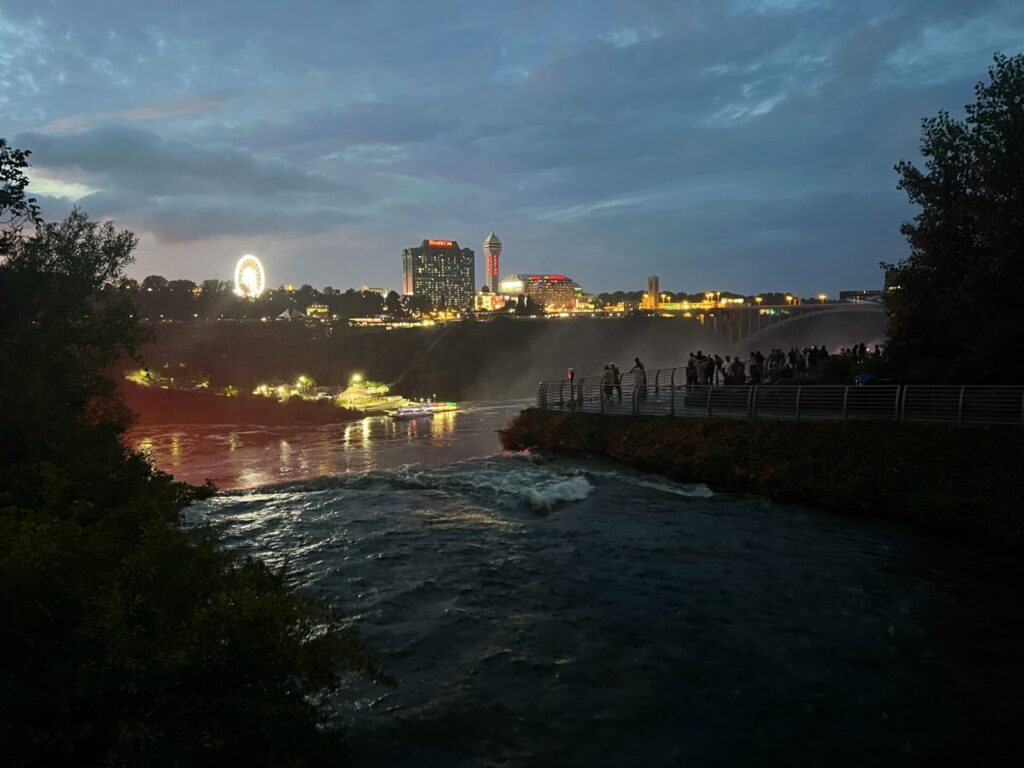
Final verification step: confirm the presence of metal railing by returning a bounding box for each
[534,367,1024,426]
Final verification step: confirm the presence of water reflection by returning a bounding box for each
[430,409,456,438]
[125,402,525,490]
[170,433,183,466]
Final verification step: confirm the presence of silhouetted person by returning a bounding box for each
[631,358,647,400]
[601,365,615,402]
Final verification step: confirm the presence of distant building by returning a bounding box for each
[642,275,660,309]
[498,273,576,311]
[483,232,502,294]
[474,291,506,312]
[360,284,387,298]
[401,239,476,310]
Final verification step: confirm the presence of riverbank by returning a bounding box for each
[499,409,1024,546]
[121,383,360,425]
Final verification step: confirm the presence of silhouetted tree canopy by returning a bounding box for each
[0,138,42,256]
[885,53,1024,381]
[0,141,391,765]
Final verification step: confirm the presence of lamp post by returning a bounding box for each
[818,293,827,303]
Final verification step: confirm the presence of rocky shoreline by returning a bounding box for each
[499,409,1024,547]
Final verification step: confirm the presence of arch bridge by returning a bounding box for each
[699,302,884,345]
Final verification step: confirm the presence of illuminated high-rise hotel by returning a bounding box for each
[402,239,475,310]
[483,231,502,293]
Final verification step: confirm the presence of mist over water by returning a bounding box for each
[138,402,1024,765]
[730,310,888,358]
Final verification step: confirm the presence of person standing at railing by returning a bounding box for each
[748,353,762,384]
[686,354,698,388]
[610,362,622,401]
[730,356,746,385]
[703,355,716,387]
[601,365,615,403]
[630,358,647,400]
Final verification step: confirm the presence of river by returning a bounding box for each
[128,402,1024,766]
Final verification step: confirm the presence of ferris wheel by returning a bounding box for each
[234,254,266,297]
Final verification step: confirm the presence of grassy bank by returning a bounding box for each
[121,382,360,425]
[500,409,1024,546]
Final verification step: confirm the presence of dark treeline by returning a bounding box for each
[131,276,405,320]
[129,277,552,321]
[0,144,392,764]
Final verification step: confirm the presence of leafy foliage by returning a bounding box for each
[0,142,392,766]
[885,53,1024,381]
[0,138,42,255]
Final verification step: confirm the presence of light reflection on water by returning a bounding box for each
[126,401,527,489]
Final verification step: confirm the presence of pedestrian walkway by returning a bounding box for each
[535,365,1024,426]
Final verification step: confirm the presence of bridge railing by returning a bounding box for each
[534,367,1024,426]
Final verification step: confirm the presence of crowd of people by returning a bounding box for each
[684,343,885,386]
[593,344,884,402]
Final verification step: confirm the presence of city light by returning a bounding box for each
[818,293,827,303]
[350,373,363,384]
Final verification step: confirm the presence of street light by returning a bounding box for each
[818,293,827,303]
[754,296,763,306]
[785,294,793,305]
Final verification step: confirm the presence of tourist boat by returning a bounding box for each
[388,401,458,420]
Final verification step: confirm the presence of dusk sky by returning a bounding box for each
[3,0,1022,295]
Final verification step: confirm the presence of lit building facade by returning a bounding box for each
[483,232,502,293]
[498,273,576,311]
[474,291,507,312]
[402,239,476,310]
[642,275,660,309]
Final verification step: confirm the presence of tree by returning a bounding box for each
[141,274,169,291]
[0,138,41,256]
[407,293,433,314]
[385,289,405,316]
[168,278,196,293]
[885,53,1024,381]
[200,278,229,295]
[0,143,392,764]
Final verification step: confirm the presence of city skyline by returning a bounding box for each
[3,1,1023,294]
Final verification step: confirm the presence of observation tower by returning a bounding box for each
[483,232,502,293]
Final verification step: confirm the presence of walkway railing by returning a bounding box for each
[534,367,1024,426]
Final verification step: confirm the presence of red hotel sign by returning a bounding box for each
[428,239,454,248]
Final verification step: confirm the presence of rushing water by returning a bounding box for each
[130,403,1024,765]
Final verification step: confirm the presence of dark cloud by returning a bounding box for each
[1,0,1022,291]
[16,126,347,196]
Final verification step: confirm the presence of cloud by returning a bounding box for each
[16,125,348,196]
[39,91,233,133]
[3,0,1023,292]
[26,173,98,201]
[16,125,360,242]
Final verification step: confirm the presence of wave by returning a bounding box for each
[584,469,714,498]
[239,457,594,512]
